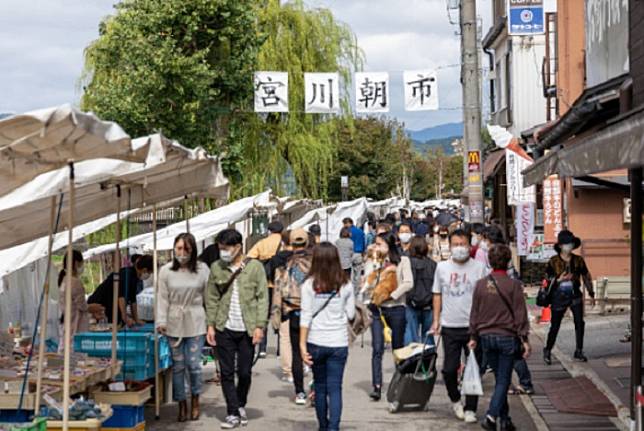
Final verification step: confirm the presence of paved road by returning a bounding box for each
[145,331,538,430]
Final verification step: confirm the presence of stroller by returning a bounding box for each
[386,333,439,413]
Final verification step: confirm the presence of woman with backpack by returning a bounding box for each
[403,236,437,346]
[300,242,355,431]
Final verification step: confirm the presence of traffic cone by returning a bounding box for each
[540,306,551,324]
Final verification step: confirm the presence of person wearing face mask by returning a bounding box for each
[206,229,269,429]
[157,233,210,422]
[431,229,487,424]
[543,230,595,365]
[88,254,152,328]
[397,222,414,256]
[59,250,105,340]
[365,231,413,401]
[469,223,485,258]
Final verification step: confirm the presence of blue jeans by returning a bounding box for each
[513,358,533,390]
[308,344,348,431]
[168,335,205,402]
[480,334,517,421]
[403,307,434,345]
[369,305,406,388]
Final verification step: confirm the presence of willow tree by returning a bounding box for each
[236,0,362,199]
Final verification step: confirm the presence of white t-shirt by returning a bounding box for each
[432,258,487,328]
[225,270,246,332]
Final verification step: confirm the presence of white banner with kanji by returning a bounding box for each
[403,70,439,111]
[304,73,340,114]
[506,151,536,205]
[254,71,288,113]
[355,72,389,113]
[515,202,535,256]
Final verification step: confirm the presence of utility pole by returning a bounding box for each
[460,0,485,223]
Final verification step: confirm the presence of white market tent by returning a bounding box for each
[0,134,228,251]
[289,197,369,242]
[84,191,272,256]
[0,104,142,196]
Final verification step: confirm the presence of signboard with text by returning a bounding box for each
[508,0,545,35]
[543,175,563,243]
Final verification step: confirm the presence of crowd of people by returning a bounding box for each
[56,205,596,430]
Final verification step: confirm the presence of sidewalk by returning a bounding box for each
[528,308,630,430]
[145,330,538,430]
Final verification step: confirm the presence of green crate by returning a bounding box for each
[9,418,46,431]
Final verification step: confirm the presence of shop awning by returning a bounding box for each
[483,150,506,182]
[0,105,140,196]
[0,134,228,250]
[523,107,644,185]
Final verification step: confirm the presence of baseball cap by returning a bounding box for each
[290,228,309,246]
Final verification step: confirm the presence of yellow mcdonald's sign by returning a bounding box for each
[467,151,480,165]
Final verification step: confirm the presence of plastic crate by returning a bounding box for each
[0,410,32,423]
[8,418,46,431]
[116,355,171,381]
[128,323,154,333]
[100,406,144,429]
[73,333,169,359]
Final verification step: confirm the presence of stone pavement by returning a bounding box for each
[145,330,538,430]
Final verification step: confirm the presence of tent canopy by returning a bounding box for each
[84,191,272,257]
[0,105,143,196]
[289,198,369,242]
[0,134,228,250]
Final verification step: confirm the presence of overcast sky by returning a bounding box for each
[0,0,491,131]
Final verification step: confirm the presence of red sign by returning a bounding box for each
[543,175,563,243]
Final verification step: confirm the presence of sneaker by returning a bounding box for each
[258,352,267,359]
[500,417,516,431]
[573,349,588,362]
[369,387,382,401]
[281,374,294,384]
[452,402,465,420]
[238,407,248,426]
[480,415,496,430]
[543,348,552,365]
[295,392,307,406]
[464,410,477,423]
[220,415,241,429]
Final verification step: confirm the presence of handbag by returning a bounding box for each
[536,277,555,307]
[487,275,526,360]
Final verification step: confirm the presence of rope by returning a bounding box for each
[18,193,64,413]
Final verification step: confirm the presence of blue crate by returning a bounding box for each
[128,323,155,332]
[73,332,170,359]
[0,410,32,423]
[101,405,144,428]
[115,354,171,381]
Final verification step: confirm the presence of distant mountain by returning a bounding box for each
[407,122,463,142]
[413,136,461,156]
[0,113,13,120]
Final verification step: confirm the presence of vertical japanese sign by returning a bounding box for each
[543,175,563,243]
[355,72,389,113]
[403,70,439,111]
[508,0,545,36]
[254,72,288,113]
[515,202,535,256]
[506,151,536,205]
[467,150,484,221]
[304,73,340,114]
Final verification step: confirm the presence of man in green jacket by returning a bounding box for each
[206,228,268,429]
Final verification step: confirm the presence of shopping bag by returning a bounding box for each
[461,349,483,396]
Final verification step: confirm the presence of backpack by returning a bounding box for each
[274,251,311,314]
[407,257,437,309]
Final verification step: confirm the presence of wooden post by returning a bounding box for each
[34,195,57,415]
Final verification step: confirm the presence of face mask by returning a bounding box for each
[479,240,489,251]
[471,235,480,247]
[220,247,239,263]
[451,246,470,262]
[399,233,412,244]
[176,255,190,265]
[561,243,574,254]
[140,272,151,281]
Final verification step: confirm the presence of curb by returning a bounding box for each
[531,323,631,431]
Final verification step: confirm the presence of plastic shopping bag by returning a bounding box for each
[381,315,392,345]
[461,349,483,396]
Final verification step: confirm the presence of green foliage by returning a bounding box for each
[410,148,463,201]
[81,0,262,152]
[326,117,415,201]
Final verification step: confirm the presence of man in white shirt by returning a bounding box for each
[432,229,487,424]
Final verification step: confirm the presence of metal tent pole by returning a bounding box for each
[62,163,75,431]
[153,204,161,419]
[111,186,122,370]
